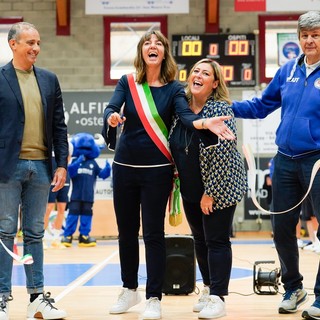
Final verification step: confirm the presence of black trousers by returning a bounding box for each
[182,199,236,296]
[112,163,173,300]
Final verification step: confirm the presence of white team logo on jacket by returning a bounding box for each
[314,78,320,90]
[287,77,299,83]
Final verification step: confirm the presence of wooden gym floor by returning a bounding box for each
[9,232,320,320]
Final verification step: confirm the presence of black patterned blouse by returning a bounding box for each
[199,97,248,210]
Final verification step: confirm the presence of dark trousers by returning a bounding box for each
[182,199,235,296]
[271,152,320,299]
[112,163,172,300]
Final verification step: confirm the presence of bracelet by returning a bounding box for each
[202,119,207,129]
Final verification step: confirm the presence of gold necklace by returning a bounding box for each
[184,130,194,155]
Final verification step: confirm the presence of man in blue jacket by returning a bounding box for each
[232,10,320,320]
[0,22,68,320]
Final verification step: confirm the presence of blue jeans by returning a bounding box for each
[0,160,51,297]
[271,152,320,299]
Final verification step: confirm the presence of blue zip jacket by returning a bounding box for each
[232,54,320,157]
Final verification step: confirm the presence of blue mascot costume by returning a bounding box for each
[61,133,111,247]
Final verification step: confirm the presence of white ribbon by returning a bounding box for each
[0,239,33,264]
[242,144,320,215]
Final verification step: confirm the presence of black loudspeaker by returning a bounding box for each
[162,235,195,295]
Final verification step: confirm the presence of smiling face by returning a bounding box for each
[141,33,165,68]
[9,27,40,70]
[299,28,320,64]
[188,62,219,101]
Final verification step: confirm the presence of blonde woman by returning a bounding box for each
[169,59,247,319]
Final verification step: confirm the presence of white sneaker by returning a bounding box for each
[42,239,48,250]
[109,288,141,314]
[50,237,66,249]
[52,229,63,239]
[302,301,320,319]
[303,243,316,251]
[297,239,305,248]
[193,287,210,312]
[142,297,161,320]
[27,292,67,319]
[44,229,54,240]
[0,295,9,320]
[198,295,226,319]
[315,244,320,254]
[278,288,308,313]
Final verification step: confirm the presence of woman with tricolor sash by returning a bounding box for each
[102,30,234,320]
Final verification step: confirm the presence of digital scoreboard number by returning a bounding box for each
[172,34,256,87]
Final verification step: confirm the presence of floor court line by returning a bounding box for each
[54,249,119,302]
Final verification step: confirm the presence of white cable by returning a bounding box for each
[242,144,320,215]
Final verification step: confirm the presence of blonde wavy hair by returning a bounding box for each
[185,58,232,105]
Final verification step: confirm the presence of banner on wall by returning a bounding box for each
[62,91,112,153]
[234,0,266,12]
[277,33,301,66]
[62,91,115,200]
[244,157,272,220]
[235,0,320,11]
[241,90,277,219]
[85,0,189,14]
[94,158,113,200]
[62,91,108,135]
[241,90,280,154]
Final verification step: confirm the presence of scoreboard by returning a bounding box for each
[172,34,256,87]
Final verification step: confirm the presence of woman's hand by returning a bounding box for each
[205,116,235,140]
[200,194,214,215]
[107,112,126,127]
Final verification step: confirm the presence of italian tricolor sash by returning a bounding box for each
[127,73,173,163]
[127,73,182,224]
